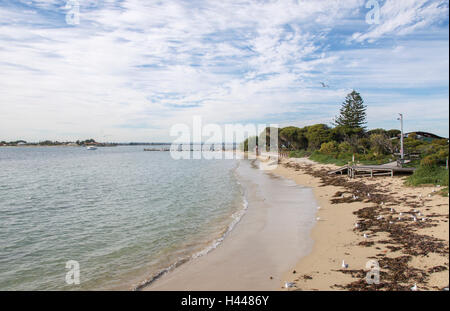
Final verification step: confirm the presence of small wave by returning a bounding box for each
[132,162,249,291]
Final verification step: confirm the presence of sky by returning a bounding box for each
[0,0,448,142]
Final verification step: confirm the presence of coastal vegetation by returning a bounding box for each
[242,90,449,189]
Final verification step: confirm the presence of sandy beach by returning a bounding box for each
[142,155,448,291]
[143,158,319,291]
[274,157,449,291]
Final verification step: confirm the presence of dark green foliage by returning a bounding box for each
[305,124,332,150]
[406,166,449,187]
[334,90,367,129]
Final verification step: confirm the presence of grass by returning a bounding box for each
[289,150,393,167]
[406,166,449,188]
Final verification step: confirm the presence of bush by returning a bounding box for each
[319,141,338,154]
[406,166,449,187]
[338,141,352,153]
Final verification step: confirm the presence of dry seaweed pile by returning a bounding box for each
[283,161,449,291]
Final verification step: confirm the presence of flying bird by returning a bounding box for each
[320,82,329,88]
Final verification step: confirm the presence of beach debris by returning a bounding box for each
[341,260,349,269]
[390,208,394,212]
[399,212,403,216]
[376,215,383,220]
[417,212,422,216]
[411,283,418,291]
[284,282,295,288]
[292,270,297,274]
[269,276,273,280]
[317,206,321,210]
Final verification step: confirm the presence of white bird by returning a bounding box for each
[411,283,418,291]
[381,202,384,205]
[398,217,402,220]
[376,215,383,220]
[317,206,321,210]
[363,233,369,239]
[341,260,349,269]
[285,282,295,288]
[417,212,422,216]
[389,221,394,224]
[413,209,417,213]
[355,223,360,228]
[422,218,426,221]
[390,208,394,212]
[367,193,371,197]
[413,217,417,222]
[399,212,403,216]
[316,217,321,221]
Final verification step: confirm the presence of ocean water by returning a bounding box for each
[0,146,244,290]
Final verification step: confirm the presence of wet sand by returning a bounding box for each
[144,159,318,291]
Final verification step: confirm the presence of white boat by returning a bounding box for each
[86,146,97,150]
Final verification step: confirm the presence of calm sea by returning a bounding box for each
[0,146,244,290]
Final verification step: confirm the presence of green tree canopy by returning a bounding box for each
[335,90,367,129]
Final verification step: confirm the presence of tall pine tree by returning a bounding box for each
[335,90,367,129]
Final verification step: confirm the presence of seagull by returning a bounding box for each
[417,212,422,216]
[390,208,394,212]
[413,217,417,222]
[341,260,349,269]
[411,283,418,291]
[399,212,403,216]
[316,217,321,221]
[320,82,329,88]
[363,233,369,239]
[389,221,394,224]
[285,282,295,288]
[376,215,383,220]
[367,193,371,198]
[381,202,384,205]
[422,218,426,221]
[355,223,360,228]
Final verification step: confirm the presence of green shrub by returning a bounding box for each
[406,166,449,187]
[319,141,338,154]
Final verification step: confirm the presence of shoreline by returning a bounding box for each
[143,158,318,291]
[273,157,449,291]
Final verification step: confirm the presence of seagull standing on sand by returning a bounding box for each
[355,223,360,228]
[342,260,349,269]
[411,283,418,291]
[285,282,295,288]
[363,233,369,239]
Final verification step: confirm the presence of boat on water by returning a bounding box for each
[86,146,97,150]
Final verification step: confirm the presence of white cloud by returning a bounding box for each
[0,0,448,142]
